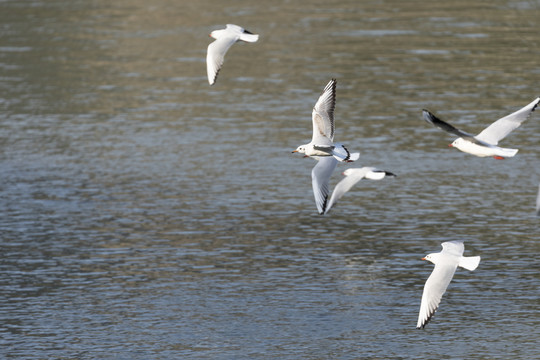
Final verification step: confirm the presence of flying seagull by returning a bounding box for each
[309,157,395,215]
[323,167,395,214]
[293,79,360,162]
[206,24,259,85]
[417,240,481,329]
[423,97,539,159]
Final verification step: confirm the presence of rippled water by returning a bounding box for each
[1,0,539,359]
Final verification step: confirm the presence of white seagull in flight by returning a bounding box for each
[423,97,539,159]
[292,79,360,163]
[310,157,395,215]
[323,167,395,214]
[417,240,481,329]
[206,24,259,85]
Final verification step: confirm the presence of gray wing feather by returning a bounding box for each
[312,79,336,143]
[206,36,237,85]
[325,168,370,214]
[441,240,465,257]
[311,157,338,215]
[475,97,539,145]
[324,168,395,214]
[417,263,457,329]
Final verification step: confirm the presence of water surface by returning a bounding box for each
[1,0,539,359]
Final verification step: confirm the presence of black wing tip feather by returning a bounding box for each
[421,109,474,141]
[319,195,328,215]
[417,308,438,329]
[422,109,439,124]
[316,79,337,116]
[210,68,221,86]
[323,79,337,138]
[326,78,337,100]
[532,98,539,112]
[330,79,336,113]
[324,78,337,95]
[371,169,396,177]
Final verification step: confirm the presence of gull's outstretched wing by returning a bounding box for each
[417,262,457,329]
[311,79,336,144]
[324,167,395,214]
[475,97,539,145]
[206,35,237,85]
[311,157,338,215]
[441,240,465,257]
[423,109,488,146]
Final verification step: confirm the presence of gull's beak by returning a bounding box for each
[448,143,453,147]
[292,150,298,153]
[421,257,426,260]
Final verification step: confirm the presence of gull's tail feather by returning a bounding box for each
[458,256,481,271]
[347,152,360,162]
[495,147,518,158]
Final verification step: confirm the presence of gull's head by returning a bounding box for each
[449,138,463,148]
[292,145,306,154]
[209,29,224,39]
[422,253,439,264]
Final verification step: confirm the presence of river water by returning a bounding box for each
[1,0,539,359]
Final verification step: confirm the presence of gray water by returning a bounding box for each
[1,0,539,359]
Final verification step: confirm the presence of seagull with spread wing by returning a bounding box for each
[423,97,539,159]
[417,240,481,329]
[310,159,395,215]
[292,79,360,162]
[322,167,395,215]
[206,24,259,85]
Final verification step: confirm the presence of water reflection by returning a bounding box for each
[1,0,539,358]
